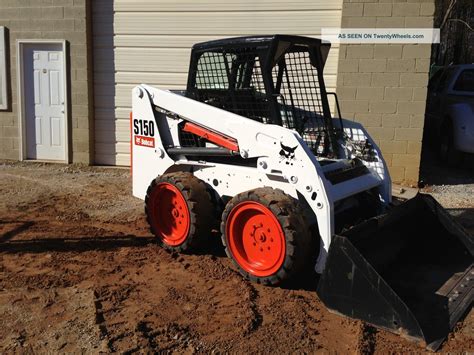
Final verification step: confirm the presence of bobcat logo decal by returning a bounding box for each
[279,143,298,160]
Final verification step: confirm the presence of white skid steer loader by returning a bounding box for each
[131,35,473,350]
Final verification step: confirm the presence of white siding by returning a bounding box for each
[93,0,343,166]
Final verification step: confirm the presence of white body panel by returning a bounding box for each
[132,86,391,273]
[24,45,65,161]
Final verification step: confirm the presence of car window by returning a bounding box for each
[453,69,474,92]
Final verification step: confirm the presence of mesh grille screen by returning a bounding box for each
[187,45,332,156]
[274,50,329,155]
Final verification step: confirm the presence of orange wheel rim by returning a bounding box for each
[226,201,285,277]
[149,182,190,246]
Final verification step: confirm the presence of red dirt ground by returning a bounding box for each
[1,162,472,353]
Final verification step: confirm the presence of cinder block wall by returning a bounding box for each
[0,0,93,164]
[336,0,435,185]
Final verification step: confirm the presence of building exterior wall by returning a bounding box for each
[92,0,344,166]
[0,0,93,164]
[336,0,435,184]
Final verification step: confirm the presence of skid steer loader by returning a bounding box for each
[131,35,473,350]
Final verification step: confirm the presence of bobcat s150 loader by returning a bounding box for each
[131,35,473,350]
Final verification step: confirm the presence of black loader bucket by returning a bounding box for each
[317,194,473,351]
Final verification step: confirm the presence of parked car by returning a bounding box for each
[425,64,474,165]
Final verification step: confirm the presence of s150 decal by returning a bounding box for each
[133,118,155,148]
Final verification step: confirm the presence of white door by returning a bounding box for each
[24,44,66,161]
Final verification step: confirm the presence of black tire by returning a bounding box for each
[145,172,215,252]
[439,123,462,166]
[220,187,312,286]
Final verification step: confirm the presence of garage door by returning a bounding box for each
[92,0,343,166]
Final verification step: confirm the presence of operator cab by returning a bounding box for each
[184,35,339,159]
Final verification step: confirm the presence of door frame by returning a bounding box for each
[17,40,69,163]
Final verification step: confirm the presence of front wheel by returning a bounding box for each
[221,188,312,286]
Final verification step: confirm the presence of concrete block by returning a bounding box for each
[364,3,392,16]
[72,139,89,153]
[382,152,393,167]
[52,19,74,32]
[338,59,359,73]
[356,87,384,100]
[385,87,413,100]
[64,6,85,19]
[359,59,387,72]
[339,100,369,113]
[367,127,395,141]
[386,59,415,72]
[404,165,420,185]
[407,141,422,154]
[370,101,397,114]
[74,93,89,105]
[410,114,425,128]
[395,127,422,141]
[347,45,374,59]
[397,101,427,114]
[400,73,429,87]
[71,104,89,116]
[392,153,421,167]
[380,140,407,154]
[71,55,87,70]
[3,126,19,138]
[343,3,364,16]
[343,73,372,86]
[392,3,420,16]
[355,112,382,127]
[339,45,347,59]
[374,45,403,59]
[402,44,432,59]
[371,73,400,86]
[77,116,91,129]
[336,87,357,100]
[376,17,405,28]
[72,151,91,164]
[420,2,435,16]
[382,113,410,128]
[388,166,405,183]
[412,87,428,101]
[415,58,430,72]
[41,6,64,19]
[2,149,20,161]
[342,16,377,28]
[74,19,86,31]
[72,128,90,142]
[405,16,433,28]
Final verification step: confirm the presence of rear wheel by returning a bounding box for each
[221,188,311,285]
[145,172,214,252]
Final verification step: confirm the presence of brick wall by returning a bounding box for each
[0,0,93,163]
[336,0,435,185]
